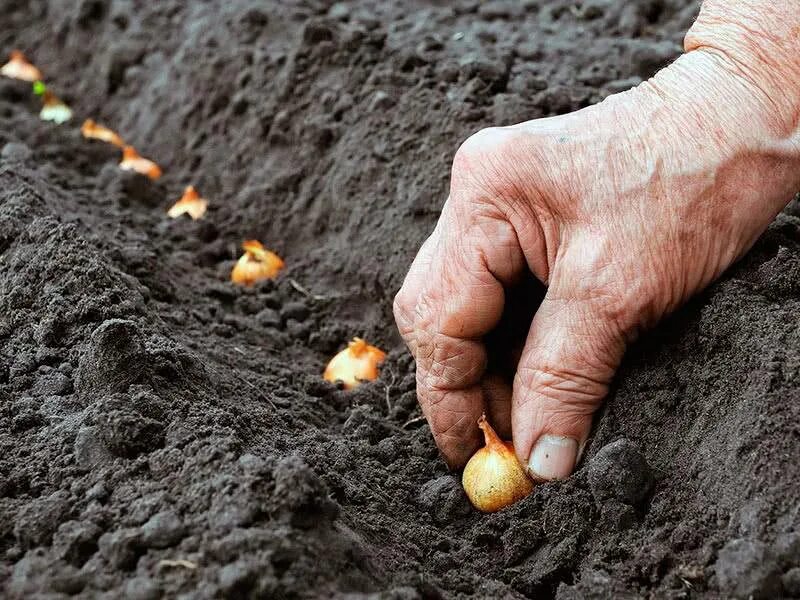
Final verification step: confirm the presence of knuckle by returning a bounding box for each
[454,126,502,165]
[393,310,413,344]
[392,288,413,324]
[392,290,417,338]
[451,127,523,192]
[453,127,509,177]
[394,285,427,355]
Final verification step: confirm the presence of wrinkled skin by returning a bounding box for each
[394,2,800,478]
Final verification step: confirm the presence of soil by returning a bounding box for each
[1,0,799,598]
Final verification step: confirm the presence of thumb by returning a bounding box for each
[511,290,627,481]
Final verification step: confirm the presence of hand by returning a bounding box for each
[394,44,800,477]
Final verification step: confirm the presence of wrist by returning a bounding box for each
[632,49,799,165]
[610,49,800,227]
[685,0,800,137]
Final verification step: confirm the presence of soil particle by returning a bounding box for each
[31,370,73,396]
[98,409,165,458]
[2,0,799,597]
[76,319,148,396]
[586,438,654,506]
[280,300,311,322]
[775,531,800,567]
[217,560,258,598]
[714,538,783,599]
[1,142,31,161]
[273,455,340,529]
[124,576,162,600]
[140,510,186,549]
[52,520,103,566]
[417,475,472,524]
[13,491,72,549]
[598,500,638,531]
[8,550,87,597]
[98,527,143,570]
[784,567,800,598]
[255,306,281,328]
[74,426,114,468]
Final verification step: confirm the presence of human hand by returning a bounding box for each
[394,19,800,478]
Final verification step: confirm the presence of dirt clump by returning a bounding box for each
[1,0,800,597]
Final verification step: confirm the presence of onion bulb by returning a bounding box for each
[168,186,208,220]
[230,240,284,285]
[462,415,534,512]
[1,51,42,82]
[81,119,124,147]
[323,337,386,389]
[39,91,72,124]
[119,146,162,180]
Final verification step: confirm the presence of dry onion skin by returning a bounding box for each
[168,186,208,220]
[462,414,534,513]
[230,240,285,285]
[0,51,42,82]
[81,119,124,147]
[323,337,386,389]
[119,145,162,180]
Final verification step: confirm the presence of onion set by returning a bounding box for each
[39,90,72,124]
[1,51,42,82]
[168,186,208,220]
[230,240,284,285]
[324,337,386,389]
[120,146,162,180]
[462,415,534,512]
[81,119,124,147]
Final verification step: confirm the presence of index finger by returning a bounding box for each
[399,199,526,468]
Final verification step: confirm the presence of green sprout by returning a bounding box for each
[32,80,46,96]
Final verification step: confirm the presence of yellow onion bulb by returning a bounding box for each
[168,186,208,220]
[39,91,72,124]
[120,145,162,180]
[323,337,386,389]
[230,240,284,285]
[1,51,43,82]
[81,119,125,147]
[462,414,534,512]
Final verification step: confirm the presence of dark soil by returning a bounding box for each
[1,0,799,598]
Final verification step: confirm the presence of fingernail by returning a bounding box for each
[527,435,578,481]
